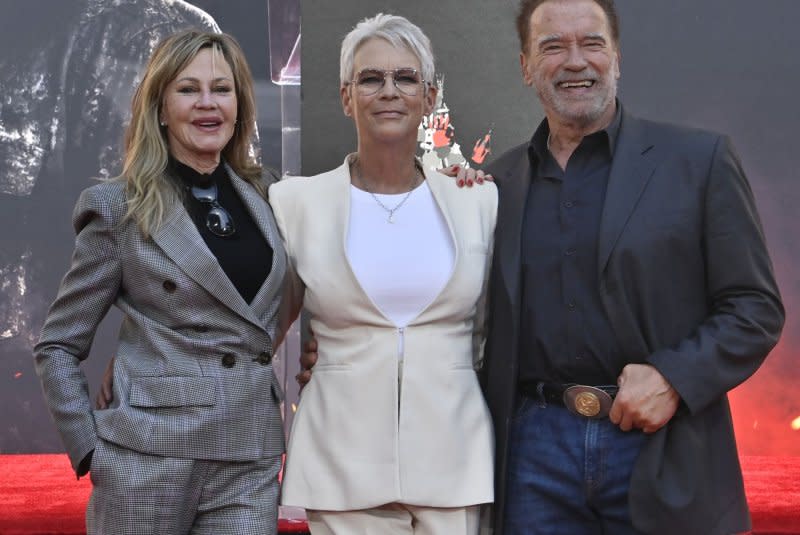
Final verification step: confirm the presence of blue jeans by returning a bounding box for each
[504,397,646,535]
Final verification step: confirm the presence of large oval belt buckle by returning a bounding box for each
[563,385,613,418]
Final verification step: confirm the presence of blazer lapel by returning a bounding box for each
[597,112,658,274]
[150,177,261,330]
[227,165,286,323]
[496,153,530,309]
[335,157,396,325]
[413,168,461,321]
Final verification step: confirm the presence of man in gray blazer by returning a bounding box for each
[480,0,785,534]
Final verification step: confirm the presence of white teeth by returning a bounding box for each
[560,81,593,88]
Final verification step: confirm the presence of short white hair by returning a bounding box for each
[339,13,435,86]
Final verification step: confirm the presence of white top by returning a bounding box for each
[346,180,455,328]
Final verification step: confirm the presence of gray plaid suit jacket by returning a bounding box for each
[35,165,287,474]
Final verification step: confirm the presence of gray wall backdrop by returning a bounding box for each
[301,0,537,176]
[301,0,799,455]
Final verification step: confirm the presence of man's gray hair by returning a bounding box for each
[339,13,435,86]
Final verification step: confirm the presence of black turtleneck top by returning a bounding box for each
[170,158,273,304]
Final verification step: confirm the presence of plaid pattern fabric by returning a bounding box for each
[35,167,287,474]
[87,438,281,534]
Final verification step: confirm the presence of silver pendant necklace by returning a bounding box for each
[352,158,421,224]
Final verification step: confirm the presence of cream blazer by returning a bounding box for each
[270,157,497,511]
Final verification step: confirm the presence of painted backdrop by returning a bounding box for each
[0,0,289,453]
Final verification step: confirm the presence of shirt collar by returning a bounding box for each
[169,157,227,188]
[528,100,623,163]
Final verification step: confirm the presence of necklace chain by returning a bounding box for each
[352,157,421,224]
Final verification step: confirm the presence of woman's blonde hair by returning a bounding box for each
[121,30,263,237]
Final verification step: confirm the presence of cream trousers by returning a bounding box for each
[307,503,481,535]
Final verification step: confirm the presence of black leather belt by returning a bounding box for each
[519,381,619,419]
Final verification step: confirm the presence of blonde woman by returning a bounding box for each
[35,30,287,535]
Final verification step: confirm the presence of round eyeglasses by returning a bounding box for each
[190,182,236,237]
[348,68,426,96]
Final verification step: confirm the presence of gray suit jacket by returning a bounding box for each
[35,165,287,474]
[482,109,784,535]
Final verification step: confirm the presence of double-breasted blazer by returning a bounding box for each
[270,158,497,511]
[483,109,784,535]
[35,164,288,474]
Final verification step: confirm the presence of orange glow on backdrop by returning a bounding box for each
[730,343,800,456]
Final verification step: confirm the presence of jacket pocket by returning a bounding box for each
[128,376,216,408]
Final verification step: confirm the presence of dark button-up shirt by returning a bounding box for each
[172,159,272,304]
[518,107,623,385]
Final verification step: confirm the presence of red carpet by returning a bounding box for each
[1,454,798,534]
[0,454,309,535]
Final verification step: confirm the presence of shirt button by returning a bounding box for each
[563,200,574,208]
[253,351,272,365]
[221,353,236,368]
[565,248,576,256]
[567,301,576,310]
[162,280,177,293]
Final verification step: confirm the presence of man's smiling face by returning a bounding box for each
[521,0,620,129]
